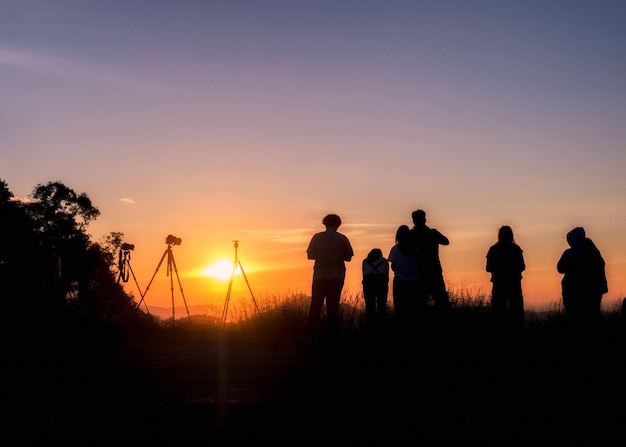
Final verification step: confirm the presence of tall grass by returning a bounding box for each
[138,285,625,344]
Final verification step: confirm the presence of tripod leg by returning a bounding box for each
[221,259,238,326]
[238,261,259,312]
[137,249,168,310]
[168,251,191,321]
[168,251,176,321]
[127,262,150,314]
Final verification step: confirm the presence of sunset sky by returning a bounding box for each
[3,1,625,316]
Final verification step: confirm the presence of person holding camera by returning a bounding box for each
[410,209,450,313]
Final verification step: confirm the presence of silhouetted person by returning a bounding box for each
[486,225,526,331]
[388,225,425,328]
[557,226,608,331]
[306,213,354,331]
[410,209,450,312]
[361,248,389,328]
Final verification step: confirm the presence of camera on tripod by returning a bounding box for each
[166,234,182,246]
[121,242,135,251]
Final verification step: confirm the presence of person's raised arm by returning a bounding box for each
[434,229,449,246]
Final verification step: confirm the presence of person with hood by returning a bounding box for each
[557,226,608,329]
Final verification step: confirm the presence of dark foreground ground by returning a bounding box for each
[6,316,626,446]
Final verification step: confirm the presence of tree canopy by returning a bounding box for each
[0,179,139,331]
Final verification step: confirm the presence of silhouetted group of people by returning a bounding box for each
[306,209,609,334]
[384,210,452,331]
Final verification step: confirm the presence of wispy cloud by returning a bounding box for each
[0,47,134,84]
[239,221,397,244]
[239,228,312,244]
[118,197,135,204]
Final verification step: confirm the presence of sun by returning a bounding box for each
[203,259,238,281]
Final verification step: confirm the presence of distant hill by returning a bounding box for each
[140,306,558,322]
[139,304,222,320]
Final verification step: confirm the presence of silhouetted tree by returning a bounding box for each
[99,231,125,280]
[68,241,135,322]
[0,179,41,326]
[23,181,101,319]
[1,179,137,331]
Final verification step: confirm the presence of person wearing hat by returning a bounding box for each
[306,213,354,331]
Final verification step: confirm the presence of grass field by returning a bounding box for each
[7,291,626,445]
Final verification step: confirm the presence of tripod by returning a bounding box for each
[138,238,191,322]
[220,240,259,326]
[118,246,150,314]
